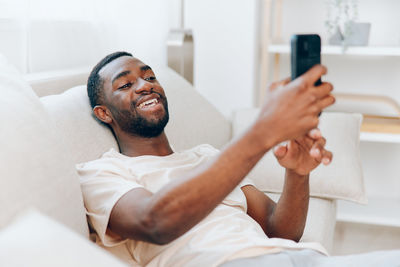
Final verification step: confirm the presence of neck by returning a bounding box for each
[115,130,174,157]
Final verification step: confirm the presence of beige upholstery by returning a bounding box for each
[267,193,337,253]
[0,55,88,237]
[0,210,128,267]
[41,86,119,165]
[158,67,231,151]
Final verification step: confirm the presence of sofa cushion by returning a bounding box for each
[0,55,88,237]
[233,109,366,204]
[267,193,336,252]
[158,67,231,151]
[40,66,231,166]
[0,210,128,267]
[40,85,119,165]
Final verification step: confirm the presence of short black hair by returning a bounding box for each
[87,51,133,108]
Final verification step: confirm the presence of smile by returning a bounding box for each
[138,98,159,109]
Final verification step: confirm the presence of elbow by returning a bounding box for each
[266,227,304,243]
[151,232,176,245]
[139,213,177,245]
[147,225,176,245]
[290,227,305,242]
[279,229,304,242]
[268,233,303,243]
[290,234,302,243]
[283,230,304,242]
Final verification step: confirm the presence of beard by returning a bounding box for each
[109,95,169,138]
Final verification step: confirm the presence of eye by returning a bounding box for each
[145,76,156,82]
[118,82,132,90]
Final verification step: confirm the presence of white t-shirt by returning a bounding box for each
[77,144,328,267]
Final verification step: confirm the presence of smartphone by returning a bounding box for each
[291,34,321,86]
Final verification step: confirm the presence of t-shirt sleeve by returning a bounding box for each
[77,157,144,247]
[239,177,255,188]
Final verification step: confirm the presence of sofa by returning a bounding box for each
[0,54,365,266]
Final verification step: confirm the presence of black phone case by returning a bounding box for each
[291,34,321,86]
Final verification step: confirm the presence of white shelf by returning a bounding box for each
[268,44,400,57]
[337,197,400,227]
[360,132,400,144]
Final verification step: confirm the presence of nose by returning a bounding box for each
[134,78,153,94]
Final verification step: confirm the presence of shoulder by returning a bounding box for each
[187,144,220,157]
[76,148,131,179]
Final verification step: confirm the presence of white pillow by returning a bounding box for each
[0,54,89,236]
[0,210,128,267]
[40,85,119,165]
[232,109,366,204]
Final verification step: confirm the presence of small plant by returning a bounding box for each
[325,0,358,49]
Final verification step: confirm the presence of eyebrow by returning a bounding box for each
[111,65,152,85]
[111,70,131,85]
[140,65,152,72]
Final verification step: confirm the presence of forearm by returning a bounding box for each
[267,169,310,241]
[143,124,275,243]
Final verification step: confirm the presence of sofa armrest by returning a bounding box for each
[267,193,336,253]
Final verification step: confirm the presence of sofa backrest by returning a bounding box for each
[0,55,89,237]
[40,66,231,165]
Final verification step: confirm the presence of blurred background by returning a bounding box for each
[1,0,399,256]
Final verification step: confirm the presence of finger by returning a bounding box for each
[294,135,314,150]
[321,150,333,165]
[273,145,288,160]
[299,65,327,87]
[296,115,320,137]
[307,128,322,140]
[313,82,334,99]
[317,94,336,110]
[269,77,291,91]
[310,137,327,161]
[310,147,321,161]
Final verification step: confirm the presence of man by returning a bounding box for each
[77,52,399,266]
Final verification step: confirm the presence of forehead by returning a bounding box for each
[99,56,146,83]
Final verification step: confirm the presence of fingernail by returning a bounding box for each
[322,158,330,165]
[311,129,321,137]
[312,148,320,156]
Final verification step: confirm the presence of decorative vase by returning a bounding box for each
[328,21,371,47]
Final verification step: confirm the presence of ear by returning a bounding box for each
[93,105,113,124]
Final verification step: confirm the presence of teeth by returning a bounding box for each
[139,98,158,108]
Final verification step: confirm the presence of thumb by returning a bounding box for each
[273,145,288,160]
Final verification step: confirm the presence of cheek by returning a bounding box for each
[113,95,135,112]
[108,101,135,120]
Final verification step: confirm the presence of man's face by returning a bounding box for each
[99,56,169,138]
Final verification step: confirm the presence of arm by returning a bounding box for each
[109,65,335,245]
[109,127,272,245]
[243,171,309,242]
[244,129,333,242]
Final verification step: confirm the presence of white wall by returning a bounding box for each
[0,0,171,73]
[0,0,261,118]
[185,0,260,118]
